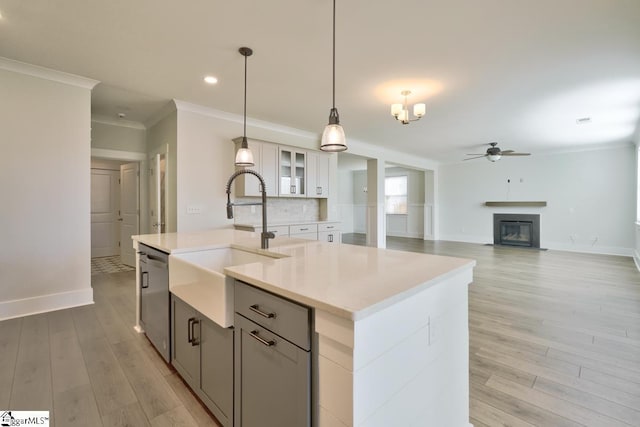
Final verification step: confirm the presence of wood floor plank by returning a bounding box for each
[533,376,640,425]
[10,313,52,411]
[486,375,631,427]
[49,328,91,394]
[470,398,535,427]
[77,336,138,416]
[150,405,199,427]
[470,380,583,427]
[102,402,151,427]
[579,367,640,397]
[163,372,221,427]
[0,317,22,408]
[52,383,102,427]
[111,338,181,420]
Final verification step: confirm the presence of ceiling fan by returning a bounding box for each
[464,142,531,162]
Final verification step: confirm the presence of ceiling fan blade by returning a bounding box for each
[463,155,487,161]
[500,150,514,154]
[465,153,488,156]
[501,152,531,156]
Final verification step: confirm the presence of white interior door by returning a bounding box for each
[91,169,120,257]
[120,162,140,266]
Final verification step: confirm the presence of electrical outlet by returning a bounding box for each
[187,206,202,214]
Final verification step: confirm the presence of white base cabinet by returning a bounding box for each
[172,295,234,427]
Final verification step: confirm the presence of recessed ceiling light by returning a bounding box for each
[204,76,218,85]
[576,117,592,124]
[117,112,126,119]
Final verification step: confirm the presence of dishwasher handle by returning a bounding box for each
[140,271,149,289]
[146,254,168,270]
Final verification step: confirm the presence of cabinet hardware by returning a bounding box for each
[187,317,194,343]
[141,271,149,288]
[249,330,275,347]
[316,186,322,195]
[326,226,334,229]
[328,234,333,243]
[249,304,276,319]
[290,185,296,193]
[191,319,200,346]
[299,228,309,231]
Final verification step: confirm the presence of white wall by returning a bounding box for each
[337,167,355,233]
[147,108,178,232]
[172,101,341,233]
[385,167,425,239]
[439,144,636,255]
[349,167,426,238]
[0,65,96,320]
[91,120,146,153]
[635,142,640,269]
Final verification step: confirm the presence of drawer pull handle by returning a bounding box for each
[249,330,275,347]
[249,304,276,319]
[299,228,309,231]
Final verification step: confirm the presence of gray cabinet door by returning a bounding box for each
[234,314,310,427]
[200,317,234,426]
[171,296,200,388]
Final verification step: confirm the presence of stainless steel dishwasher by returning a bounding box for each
[139,243,170,362]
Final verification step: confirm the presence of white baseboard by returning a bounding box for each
[0,288,94,321]
[438,235,633,257]
[438,234,490,245]
[545,242,633,257]
[634,249,640,272]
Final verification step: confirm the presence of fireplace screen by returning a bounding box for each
[500,221,533,247]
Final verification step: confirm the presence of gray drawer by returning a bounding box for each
[234,281,310,350]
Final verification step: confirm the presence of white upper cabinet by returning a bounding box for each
[232,138,332,199]
[279,147,306,197]
[233,138,278,197]
[306,151,330,198]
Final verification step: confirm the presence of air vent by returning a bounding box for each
[576,117,592,124]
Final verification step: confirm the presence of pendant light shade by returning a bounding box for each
[235,47,255,167]
[235,137,255,166]
[320,0,347,152]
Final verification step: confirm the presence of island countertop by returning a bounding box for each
[133,229,475,321]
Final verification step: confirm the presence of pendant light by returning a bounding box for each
[320,0,347,152]
[235,47,255,167]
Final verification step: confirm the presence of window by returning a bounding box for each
[385,175,408,214]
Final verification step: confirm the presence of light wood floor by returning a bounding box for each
[0,271,222,427]
[2,236,639,426]
[344,234,640,427]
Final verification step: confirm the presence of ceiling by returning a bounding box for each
[1,0,639,162]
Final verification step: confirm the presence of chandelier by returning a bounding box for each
[391,90,425,124]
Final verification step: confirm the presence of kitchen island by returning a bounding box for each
[133,229,475,427]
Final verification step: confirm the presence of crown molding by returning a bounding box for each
[173,99,319,141]
[0,56,99,89]
[144,100,177,129]
[91,114,146,130]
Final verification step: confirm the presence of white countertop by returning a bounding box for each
[133,229,475,321]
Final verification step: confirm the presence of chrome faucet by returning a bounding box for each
[226,169,275,249]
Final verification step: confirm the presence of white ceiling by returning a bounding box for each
[1,0,639,162]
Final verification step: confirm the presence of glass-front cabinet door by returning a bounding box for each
[279,148,306,196]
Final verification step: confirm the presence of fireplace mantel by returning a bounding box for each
[485,201,547,207]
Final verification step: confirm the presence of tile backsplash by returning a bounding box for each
[233,198,320,225]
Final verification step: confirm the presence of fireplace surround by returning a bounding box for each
[493,213,540,248]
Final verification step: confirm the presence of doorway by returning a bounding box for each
[90,157,141,267]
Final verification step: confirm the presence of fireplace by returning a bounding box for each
[493,213,540,248]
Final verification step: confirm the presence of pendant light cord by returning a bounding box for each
[332,0,336,110]
[243,53,248,138]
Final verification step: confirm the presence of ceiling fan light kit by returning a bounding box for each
[391,90,425,125]
[320,0,348,152]
[464,142,531,162]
